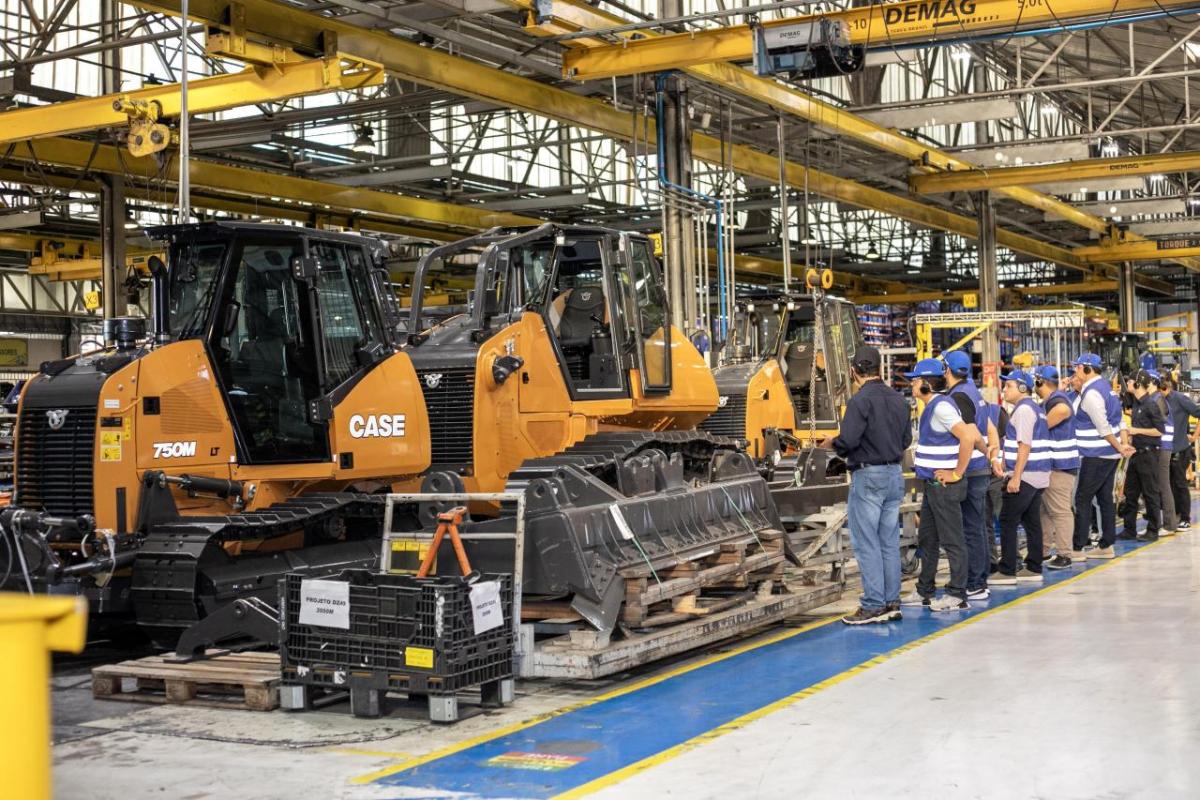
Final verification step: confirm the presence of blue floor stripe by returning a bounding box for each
[372,507,1190,798]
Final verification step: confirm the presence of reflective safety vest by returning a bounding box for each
[949,380,989,475]
[1074,379,1123,459]
[1043,390,1080,471]
[915,394,962,480]
[1004,397,1053,473]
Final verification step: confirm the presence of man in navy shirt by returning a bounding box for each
[832,346,912,625]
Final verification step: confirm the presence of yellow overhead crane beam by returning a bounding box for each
[0,232,158,282]
[557,0,1200,81]
[0,49,383,155]
[851,280,1119,305]
[6,137,541,232]
[126,0,1173,298]
[516,0,1195,285]
[912,150,1200,194]
[1074,237,1200,263]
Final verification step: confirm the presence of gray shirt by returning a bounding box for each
[1011,402,1050,489]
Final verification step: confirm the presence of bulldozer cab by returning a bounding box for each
[158,223,399,465]
[1092,332,1148,381]
[408,224,672,399]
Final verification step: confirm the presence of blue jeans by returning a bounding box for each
[848,464,904,611]
[961,473,991,591]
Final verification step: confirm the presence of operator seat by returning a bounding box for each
[558,285,606,347]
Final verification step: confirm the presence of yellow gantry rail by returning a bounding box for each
[912,150,1200,193]
[852,280,1119,305]
[558,0,1200,80]
[0,55,383,149]
[1074,238,1200,262]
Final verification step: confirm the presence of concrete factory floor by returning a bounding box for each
[52,506,1200,800]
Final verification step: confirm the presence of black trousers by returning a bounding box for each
[1123,449,1162,538]
[917,478,969,600]
[999,481,1044,575]
[1170,450,1192,524]
[1074,457,1119,549]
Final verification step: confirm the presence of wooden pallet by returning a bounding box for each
[92,651,281,712]
[619,530,786,627]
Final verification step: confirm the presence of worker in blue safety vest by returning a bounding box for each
[1071,353,1133,559]
[942,350,999,602]
[991,370,1050,584]
[1032,365,1079,569]
[900,358,978,613]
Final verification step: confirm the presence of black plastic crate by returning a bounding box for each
[280,570,513,695]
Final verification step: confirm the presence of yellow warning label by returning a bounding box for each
[404,646,434,669]
[390,539,433,574]
[123,417,132,440]
[100,431,121,446]
[100,444,122,462]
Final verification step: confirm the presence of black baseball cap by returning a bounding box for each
[852,345,881,372]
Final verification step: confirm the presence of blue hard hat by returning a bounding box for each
[1033,364,1060,382]
[942,350,972,377]
[1071,352,1102,368]
[905,358,948,380]
[1001,369,1036,392]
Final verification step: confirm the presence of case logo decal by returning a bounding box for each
[349,414,406,439]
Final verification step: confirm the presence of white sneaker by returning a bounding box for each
[1160,528,1177,538]
[1178,521,1191,531]
[900,591,931,607]
[929,594,968,612]
[967,587,990,602]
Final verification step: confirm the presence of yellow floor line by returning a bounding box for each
[554,539,1168,799]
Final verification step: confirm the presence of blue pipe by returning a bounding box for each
[654,73,728,342]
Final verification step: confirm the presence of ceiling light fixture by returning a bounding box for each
[352,124,377,155]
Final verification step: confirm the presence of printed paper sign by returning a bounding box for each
[298,579,350,629]
[470,580,504,634]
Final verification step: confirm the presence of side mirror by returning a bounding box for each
[148,255,167,279]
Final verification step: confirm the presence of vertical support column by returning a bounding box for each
[659,74,693,334]
[1118,262,1136,332]
[975,190,1000,402]
[100,0,125,336]
[777,113,791,293]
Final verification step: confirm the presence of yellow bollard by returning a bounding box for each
[0,593,88,800]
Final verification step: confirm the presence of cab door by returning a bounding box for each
[613,234,672,395]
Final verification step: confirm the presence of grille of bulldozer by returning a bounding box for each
[417,367,475,468]
[699,393,747,439]
[15,404,97,517]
